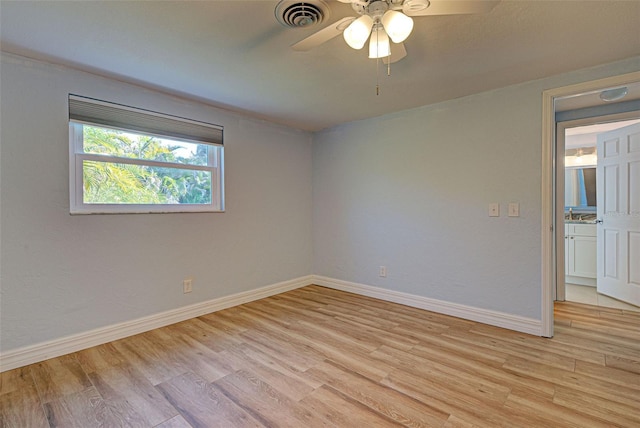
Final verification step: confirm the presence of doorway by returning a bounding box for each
[540,71,640,337]
[556,116,640,310]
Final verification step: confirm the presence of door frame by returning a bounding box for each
[541,71,640,337]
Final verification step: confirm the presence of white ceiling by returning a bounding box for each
[565,118,640,150]
[1,0,639,131]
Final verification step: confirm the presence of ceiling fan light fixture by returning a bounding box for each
[343,15,374,49]
[380,10,414,43]
[368,25,390,59]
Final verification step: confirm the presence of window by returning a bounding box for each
[69,95,224,214]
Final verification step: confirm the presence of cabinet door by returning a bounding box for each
[570,224,596,237]
[569,235,597,278]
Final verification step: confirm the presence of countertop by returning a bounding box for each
[565,213,597,224]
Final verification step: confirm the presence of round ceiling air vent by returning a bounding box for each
[275,0,331,28]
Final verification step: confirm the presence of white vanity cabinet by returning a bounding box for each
[565,223,597,286]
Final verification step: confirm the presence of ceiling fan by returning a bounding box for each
[281,0,499,64]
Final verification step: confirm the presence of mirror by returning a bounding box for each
[565,167,596,211]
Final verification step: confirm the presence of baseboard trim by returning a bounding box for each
[312,276,542,336]
[1,274,543,372]
[0,275,313,372]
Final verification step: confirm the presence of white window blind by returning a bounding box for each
[69,95,223,146]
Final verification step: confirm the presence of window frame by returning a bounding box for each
[68,96,224,214]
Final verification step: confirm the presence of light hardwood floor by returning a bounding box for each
[1,285,639,427]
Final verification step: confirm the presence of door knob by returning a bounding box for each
[595,219,603,224]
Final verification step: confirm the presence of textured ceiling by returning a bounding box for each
[1,0,639,131]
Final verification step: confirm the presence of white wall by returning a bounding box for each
[312,56,640,320]
[0,54,313,352]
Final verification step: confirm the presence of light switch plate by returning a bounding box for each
[489,203,500,217]
[508,202,520,217]
[379,266,387,277]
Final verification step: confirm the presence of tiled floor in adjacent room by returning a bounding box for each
[565,283,640,312]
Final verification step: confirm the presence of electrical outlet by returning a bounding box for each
[379,266,387,277]
[183,278,193,293]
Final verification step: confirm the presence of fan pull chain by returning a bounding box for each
[376,56,380,96]
[375,54,392,96]
[372,24,392,96]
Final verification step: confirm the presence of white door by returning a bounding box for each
[596,122,640,306]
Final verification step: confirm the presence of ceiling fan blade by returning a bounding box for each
[291,16,356,51]
[406,0,499,16]
[383,43,407,64]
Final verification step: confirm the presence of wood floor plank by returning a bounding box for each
[283,321,396,382]
[296,317,389,353]
[563,318,640,341]
[552,385,640,427]
[605,354,640,374]
[0,367,35,396]
[300,286,473,329]
[442,414,476,428]
[253,297,334,324]
[502,356,640,408]
[199,308,253,334]
[502,392,617,428]
[244,313,396,382]
[314,305,401,330]
[157,325,235,382]
[88,363,178,426]
[381,368,567,428]
[408,343,557,398]
[574,359,640,390]
[110,333,189,386]
[443,328,577,371]
[222,344,316,402]
[74,343,126,374]
[239,326,324,372]
[373,345,511,405]
[552,324,640,357]
[153,414,193,428]
[29,355,93,404]
[165,317,243,353]
[467,322,607,365]
[596,310,640,326]
[317,313,420,351]
[361,305,469,332]
[156,371,263,428]
[299,384,406,427]
[230,342,322,389]
[306,359,450,427]
[43,386,121,428]
[0,384,49,428]
[212,370,327,428]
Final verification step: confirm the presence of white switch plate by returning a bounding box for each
[379,266,387,277]
[508,202,520,217]
[183,278,193,293]
[489,203,500,217]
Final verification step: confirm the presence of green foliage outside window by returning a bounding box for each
[82,126,212,204]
